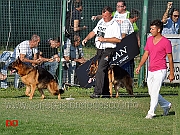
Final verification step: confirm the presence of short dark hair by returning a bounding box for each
[102,6,113,14]
[129,9,140,19]
[169,8,179,17]
[150,19,163,33]
[74,0,82,8]
[117,0,126,6]
[53,37,60,43]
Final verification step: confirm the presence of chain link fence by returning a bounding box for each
[0,0,180,88]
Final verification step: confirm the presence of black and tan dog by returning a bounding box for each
[8,57,64,99]
[88,60,133,98]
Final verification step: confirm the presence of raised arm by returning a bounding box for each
[162,2,173,24]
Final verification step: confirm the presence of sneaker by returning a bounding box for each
[145,114,155,119]
[163,103,172,116]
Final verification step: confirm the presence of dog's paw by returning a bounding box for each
[25,93,30,97]
[41,95,45,99]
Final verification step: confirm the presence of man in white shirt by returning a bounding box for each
[82,6,121,98]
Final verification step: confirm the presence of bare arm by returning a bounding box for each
[82,31,96,46]
[136,32,141,47]
[20,54,41,65]
[91,15,102,21]
[97,37,121,44]
[135,50,149,74]
[162,2,173,24]
[167,53,174,82]
[74,57,86,64]
[74,20,87,31]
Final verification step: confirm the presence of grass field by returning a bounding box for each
[0,86,179,135]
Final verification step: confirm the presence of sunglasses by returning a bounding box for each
[173,15,179,18]
[116,5,124,8]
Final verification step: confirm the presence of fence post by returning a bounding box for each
[59,0,67,88]
[138,0,149,87]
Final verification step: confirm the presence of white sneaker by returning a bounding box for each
[163,103,172,116]
[145,114,154,119]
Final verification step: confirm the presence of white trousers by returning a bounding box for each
[147,69,170,116]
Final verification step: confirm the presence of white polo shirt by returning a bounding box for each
[93,18,121,49]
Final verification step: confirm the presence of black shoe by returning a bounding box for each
[101,95,110,98]
[90,93,100,98]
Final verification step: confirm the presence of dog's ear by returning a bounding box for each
[17,56,22,64]
[95,60,98,67]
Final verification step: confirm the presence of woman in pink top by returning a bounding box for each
[136,19,174,119]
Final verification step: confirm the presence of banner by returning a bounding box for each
[76,56,97,88]
[110,32,140,66]
[76,32,140,88]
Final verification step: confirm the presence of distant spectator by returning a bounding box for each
[1,34,41,89]
[38,37,60,76]
[63,0,87,84]
[63,35,85,85]
[162,2,180,34]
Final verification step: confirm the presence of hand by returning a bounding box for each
[98,37,105,42]
[47,58,54,62]
[83,26,88,29]
[35,59,43,64]
[91,16,97,21]
[168,74,174,82]
[135,66,141,74]
[167,2,173,9]
[82,39,87,46]
[74,58,86,64]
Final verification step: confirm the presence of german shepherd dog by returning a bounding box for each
[88,60,133,97]
[8,57,64,99]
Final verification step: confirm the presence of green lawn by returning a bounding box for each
[0,86,179,135]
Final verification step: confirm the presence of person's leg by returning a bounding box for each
[93,49,115,96]
[93,58,107,95]
[69,61,76,85]
[157,70,171,115]
[101,68,110,97]
[147,69,166,117]
[0,68,8,89]
[158,94,171,108]
[14,73,20,89]
[62,62,69,84]
[0,72,7,80]
[49,61,59,76]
